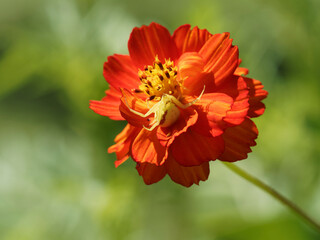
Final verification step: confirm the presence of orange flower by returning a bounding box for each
[90,23,268,187]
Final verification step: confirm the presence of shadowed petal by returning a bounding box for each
[191,93,233,137]
[136,162,167,185]
[170,130,224,167]
[157,106,198,147]
[243,77,268,118]
[173,24,212,54]
[128,22,178,69]
[214,76,250,126]
[219,118,258,162]
[165,155,210,187]
[223,79,250,125]
[132,128,167,166]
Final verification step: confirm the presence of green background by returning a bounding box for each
[0,0,319,239]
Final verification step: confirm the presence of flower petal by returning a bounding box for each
[131,128,167,166]
[214,76,250,126]
[103,54,140,90]
[90,86,124,120]
[156,106,198,147]
[224,95,249,125]
[219,118,258,162]
[177,52,215,95]
[234,67,249,76]
[108,124,140,167]
[234,59,249,76]
[128,22,178,69]
[173,24,212,54]
[243,77,268,118]
[191,93,233,137]
[119,89,153,128]
[199,33,239,86]
[170,130,224,167]
[165,155,210,187]
[136,162,167,185]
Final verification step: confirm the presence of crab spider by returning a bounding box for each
[124,86,205,131]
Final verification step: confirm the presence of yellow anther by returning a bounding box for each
[138,55,182,100]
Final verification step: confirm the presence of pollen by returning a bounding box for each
[137,56,182,101]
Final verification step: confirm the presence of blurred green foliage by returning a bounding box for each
[0,0,319,239]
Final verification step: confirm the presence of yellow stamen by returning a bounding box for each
[137,56,181,100]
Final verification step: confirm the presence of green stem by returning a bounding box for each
[222,162,320,232]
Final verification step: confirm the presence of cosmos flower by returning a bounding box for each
[90,22,268,187]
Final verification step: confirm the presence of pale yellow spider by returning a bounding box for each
[125,87,205,131]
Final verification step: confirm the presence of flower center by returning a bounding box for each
[125,56,204,131]
[137,56,182,101]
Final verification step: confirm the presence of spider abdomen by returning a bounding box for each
[159,102,180,128]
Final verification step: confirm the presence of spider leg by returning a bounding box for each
[170,85,206,109]
[143,122,159,131]
[124,95,160,118]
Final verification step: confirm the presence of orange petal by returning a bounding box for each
[191,93,233,137]
[173,24,212,54]
[108,124,140,167]
[156,106,198,147]
[170,129,224,167]
[214,76,250,126]
[234,59,249,76]
[234,67,249,76]
[119,89,153,128]
[90,86,124,120]
[199,33,239,86]
[165,155,210,187]
[136,162,167,185]
[177,52,216,95]
[219,118,258,162]
[103,54,140,90]
[223,77,250,125]
[128,22,178,69]
[131,128,167,166]
[243,77,268,118]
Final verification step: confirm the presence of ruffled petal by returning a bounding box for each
[108,124,140,167]
[128,22,178,69]
[177,52,215,95]
[119,89,154,128]
[136,162,167,185]
[214,76,250,126]
[165,155,210,187]
[103,54,140,90]
[219,118,258,162]
[199,33,239,86]
[170,130,224,167]
[90,86,124,120]
[191,93,233,137]
[223,81,250,125]
[173,24,212,54]
[243,77,268,118]
[131,128,167,166]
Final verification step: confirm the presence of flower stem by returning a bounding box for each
[222,162,320,232]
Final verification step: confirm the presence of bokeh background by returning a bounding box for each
[1,0,320,239]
